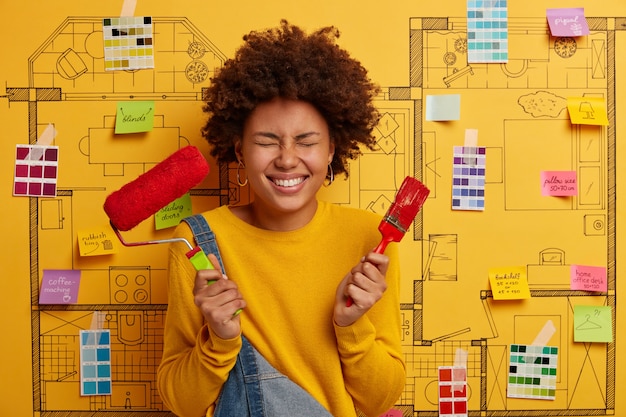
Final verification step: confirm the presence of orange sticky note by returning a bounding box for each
[489,266,531,300]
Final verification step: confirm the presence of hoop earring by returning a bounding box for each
[323,163,334,187]
[237,160,248,187]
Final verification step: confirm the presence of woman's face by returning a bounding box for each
[236,97,334,228]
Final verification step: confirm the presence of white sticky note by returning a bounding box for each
[426,94,461,121]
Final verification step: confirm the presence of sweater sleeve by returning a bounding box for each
[333,243,406,417]
[156,225,241,417]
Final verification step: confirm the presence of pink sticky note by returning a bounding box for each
[379,410,402,417]
[39,270,81,304]
[541,171,577,196]
[547,8,589,37]
[571,265,607,292]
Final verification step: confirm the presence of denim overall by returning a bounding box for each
[183,215,333,417]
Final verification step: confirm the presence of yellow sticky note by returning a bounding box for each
[115,100,155,133]
[489,266,531,300]
[574,305,612,342]
[155,193,193,230]
[77,226,119,256]
[567,97,609,126]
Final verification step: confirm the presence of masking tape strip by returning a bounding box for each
[90,311,104,330]
[37,123,57,146]
[453,348,468,392]
[462,129,479,166]
[26,123,57,161]
[454,348,468,367]
[120,0,137,17]
[464,128,479,147]
[531,319,556,346]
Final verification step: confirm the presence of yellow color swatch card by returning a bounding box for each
[489,266,531,300]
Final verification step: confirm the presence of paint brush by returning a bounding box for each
[346,176,430,306]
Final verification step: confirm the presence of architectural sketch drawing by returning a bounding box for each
[2,13,616,417]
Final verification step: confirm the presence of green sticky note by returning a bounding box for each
[115,101,154,133]
[155,194,192,230]
[574,305,612,343]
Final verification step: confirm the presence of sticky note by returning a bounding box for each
[379,410,402,417]
[547,8,589,37]
[77,226,120,256]
[567,97,609,126]
[574,305,612,342]
[571,265,607,292]
[489,266,531,300]
[39,270,81,304]
[425,94,460,121]
[541,171,577,196]
[115,101,155,133]
[155,193,192,230]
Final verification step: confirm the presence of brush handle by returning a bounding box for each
[373,236,394,255]
[345,236,393,307]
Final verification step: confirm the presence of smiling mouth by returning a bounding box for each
[272,177,306,187]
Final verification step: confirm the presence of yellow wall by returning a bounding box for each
[1,1,624,416]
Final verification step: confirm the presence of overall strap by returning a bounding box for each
[182,214,225,271]
[182,214,263,416]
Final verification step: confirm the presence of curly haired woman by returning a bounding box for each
[158,20,405,417]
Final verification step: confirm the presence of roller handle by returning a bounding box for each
[186,247,242,316]
[186,246,215,270]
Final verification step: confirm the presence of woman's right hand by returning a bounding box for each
[193,253,246,340]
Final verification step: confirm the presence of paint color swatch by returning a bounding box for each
[438,366,468,417]
[103,16,154,71]
[508,344,558,400]
[467,0,508,63]
[452,146,486,211]
[13,145,59,197]
[79,330,112,396]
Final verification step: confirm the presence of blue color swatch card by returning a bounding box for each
[467,0,508,63]
[79,329,112,396]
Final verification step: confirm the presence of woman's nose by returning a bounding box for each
[275,144,298,167]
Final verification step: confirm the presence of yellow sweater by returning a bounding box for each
[157,201,405,417]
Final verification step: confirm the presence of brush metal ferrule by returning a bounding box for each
[383,214,408,233]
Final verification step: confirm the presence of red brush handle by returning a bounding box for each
[346,223,400,307]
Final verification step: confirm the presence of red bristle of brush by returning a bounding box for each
[383,176,430,233]
[103,146,209,231]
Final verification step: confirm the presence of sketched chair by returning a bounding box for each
[57,48,88,80]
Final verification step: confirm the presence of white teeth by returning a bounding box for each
[273,177,304,187]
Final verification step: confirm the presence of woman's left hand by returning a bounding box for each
[334,251,389,326]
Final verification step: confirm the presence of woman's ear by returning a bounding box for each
[328,142,335,165]
[234,138,244,162]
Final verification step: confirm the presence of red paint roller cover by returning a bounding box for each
[104,146,209,231]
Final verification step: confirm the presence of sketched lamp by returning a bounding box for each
[579,101,594,119]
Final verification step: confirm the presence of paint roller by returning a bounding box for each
[103,145,214,270]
